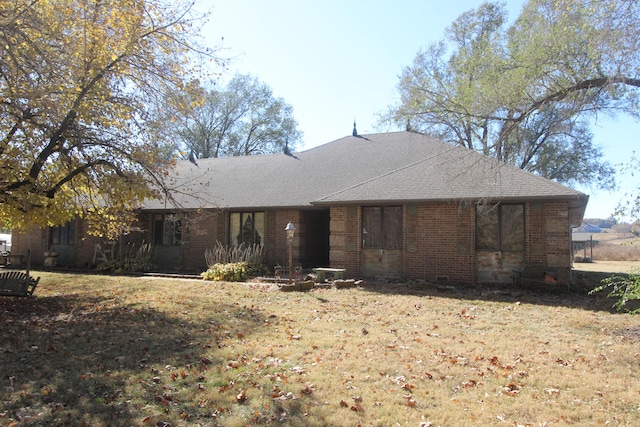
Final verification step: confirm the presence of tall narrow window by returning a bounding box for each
[230,212,264,246]
[153,214,182,246]
[362,206,402,249]
[476,204,524,251]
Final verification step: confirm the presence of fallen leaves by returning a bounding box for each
[501,382,521,397]
[462,379,479,388]
[300,384,314,395]
[544,388,561,396]
[235,389,247,403]
[2,274,638,426]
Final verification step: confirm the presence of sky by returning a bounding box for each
[198,0,640,221]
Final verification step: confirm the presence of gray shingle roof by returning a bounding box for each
[144,131,588,212]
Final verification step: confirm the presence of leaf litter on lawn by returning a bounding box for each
[1,273,639,426]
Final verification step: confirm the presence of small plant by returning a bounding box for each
[589,268,640,313]
[201,261,266,282]
[202,242,266,281]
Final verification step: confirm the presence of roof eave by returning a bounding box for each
[311,193,589,207]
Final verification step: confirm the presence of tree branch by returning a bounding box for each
[45,159,127,199]
[524,76,640,119]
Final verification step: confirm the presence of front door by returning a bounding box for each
[300,210,330,267]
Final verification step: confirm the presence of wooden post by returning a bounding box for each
[26,248,31,277]
[288,239,293,283]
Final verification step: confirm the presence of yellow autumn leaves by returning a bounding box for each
[1,0,214,234]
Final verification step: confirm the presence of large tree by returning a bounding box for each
[388,0,640,190]
[0,0,216,236]
[154,74,302,160]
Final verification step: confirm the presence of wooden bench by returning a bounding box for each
[313,267,346,283]
[0,271,40,297]
[512,266,558,291]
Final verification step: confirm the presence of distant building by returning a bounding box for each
[574,223,601,233]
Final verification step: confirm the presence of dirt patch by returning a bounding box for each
[617,325,640,342]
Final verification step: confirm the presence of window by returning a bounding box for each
[50,220,76,245]
[362,206,402,249]
[153,214,182,246]
[476,204,524,251]
[230,212,264,246]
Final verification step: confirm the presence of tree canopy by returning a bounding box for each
[0,0,216,236]
[153,74,303,160]
[388,0,640,190]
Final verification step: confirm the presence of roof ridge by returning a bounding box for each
[317,144,463,201]
[298,130,412,154]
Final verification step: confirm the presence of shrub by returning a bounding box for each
[201,261,267,282]
[589,268,640,313]
[96,242,156,273]
[202,242,267,282]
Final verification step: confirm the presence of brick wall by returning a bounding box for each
[329,206,360,275]
[330,203,476,282]
[268,210,302,269]
[11,226,46,265]
[405,203,475,283]
[181,210,224,271]
[11,200,574,286]
[525,202,546,265]
[541,201,572,284]
[177,209,305,272]
[329,201,573,285]
[11,219,123,268]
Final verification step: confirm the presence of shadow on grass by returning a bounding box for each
[0,291,267,426]
[357,269,627,314]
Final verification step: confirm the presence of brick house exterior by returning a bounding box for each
[11,131,587,286]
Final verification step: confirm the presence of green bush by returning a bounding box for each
[201,261,267,282]
[589,268,640,313]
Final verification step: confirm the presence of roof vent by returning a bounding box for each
[352,120,358,137]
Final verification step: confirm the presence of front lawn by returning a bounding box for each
[1,273,638,426]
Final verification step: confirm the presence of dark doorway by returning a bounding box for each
[300,210,330,268]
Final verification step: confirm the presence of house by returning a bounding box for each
[574,222,602,233]
[11,131,588,286]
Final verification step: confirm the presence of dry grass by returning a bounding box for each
[1,272,640,426]
[592,240,640,262]
[579,233,640,262]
